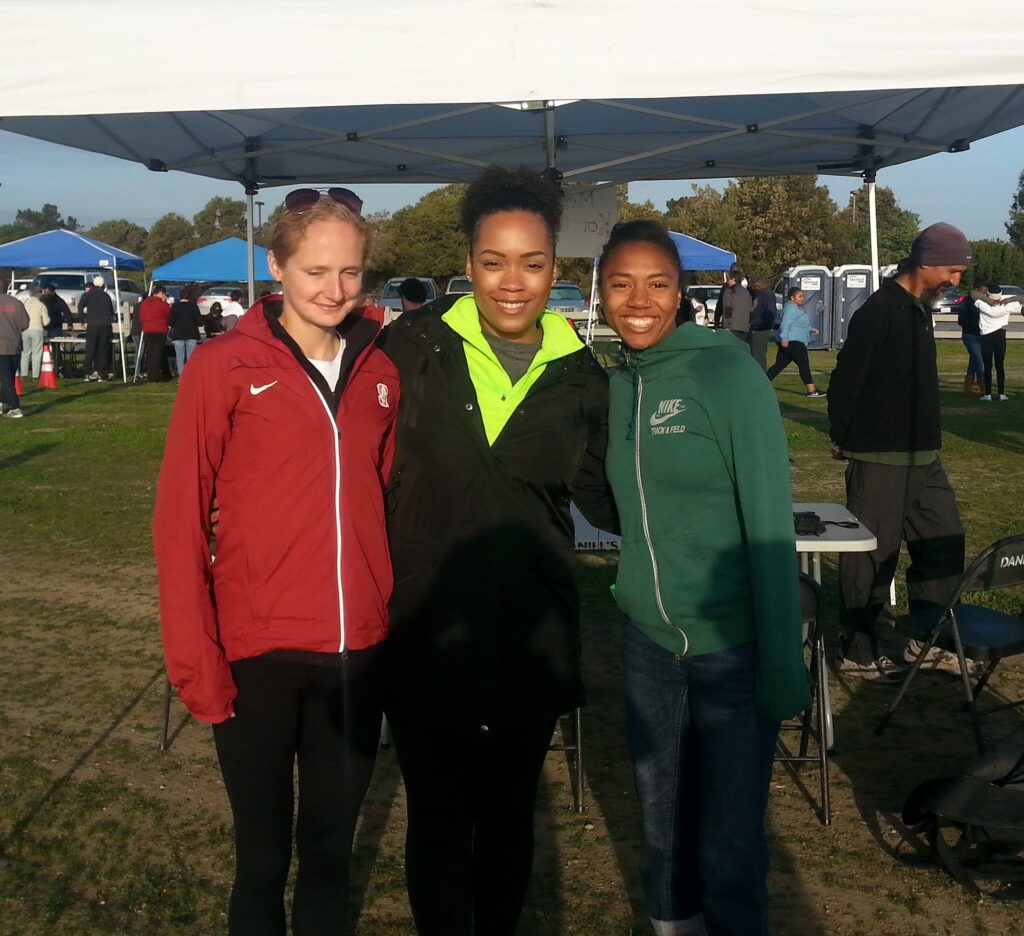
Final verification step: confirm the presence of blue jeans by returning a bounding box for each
[173,339,197,375]
[962,333,984,379]
[623,624,779,936]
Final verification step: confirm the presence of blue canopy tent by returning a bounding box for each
[0,229,144,382]
[668,231,736,272]
[152,237,273,283]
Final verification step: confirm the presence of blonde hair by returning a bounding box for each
[269,197,370,266]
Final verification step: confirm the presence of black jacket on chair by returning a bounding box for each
[378,299,616,726]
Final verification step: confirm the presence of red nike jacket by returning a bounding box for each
[153,299,399,723]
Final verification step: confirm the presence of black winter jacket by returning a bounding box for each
[168,300,202,341]
[827,278,941,454]
[79,288,114,328]
[378,300,616,725]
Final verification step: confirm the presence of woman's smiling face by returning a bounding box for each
[467,210,556,344]
[600,241,682,351]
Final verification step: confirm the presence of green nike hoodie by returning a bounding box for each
[606,323,810,721]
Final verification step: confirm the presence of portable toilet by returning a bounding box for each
[832,265,873,349]
[780,266,831,350]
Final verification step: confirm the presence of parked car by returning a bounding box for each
[378,277,440,323]
[933,285,966,315]
[17,269,143,323]
[7,278,32,295]
[445,276,473,296]
[686,285,722,320]
[999,284,1024,297]
[197,286,242,314]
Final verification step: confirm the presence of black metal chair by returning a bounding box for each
[549,708,585,813]
[875,534,1024,753]
[776,573,831,825]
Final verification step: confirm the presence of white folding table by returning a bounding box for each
[793,502,878,750]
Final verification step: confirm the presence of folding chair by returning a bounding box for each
[775,573,831,825]
[549,707,585,813]
[876,534,1024,754]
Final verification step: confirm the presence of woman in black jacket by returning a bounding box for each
[167,287,203,375]
[379,167,615,936]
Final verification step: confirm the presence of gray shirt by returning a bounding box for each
[484,327,542,384]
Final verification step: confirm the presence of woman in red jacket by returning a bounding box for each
[153,188,399,936]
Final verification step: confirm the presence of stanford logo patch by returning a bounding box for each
[377,383,390,408]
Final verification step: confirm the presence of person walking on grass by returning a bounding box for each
[766,287,823,397]
[828,222,971,680]
[748,276,777,371]
[0,280,29,418]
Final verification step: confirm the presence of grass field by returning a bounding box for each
[1,341,1023,934]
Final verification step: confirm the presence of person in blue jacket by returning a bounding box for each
[765,287,823,397]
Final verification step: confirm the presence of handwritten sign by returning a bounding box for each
[558,184,619,259]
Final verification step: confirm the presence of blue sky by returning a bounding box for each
[2,126,1022,242]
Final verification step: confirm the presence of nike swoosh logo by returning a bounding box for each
[649,410,683,426]
[250,381,278,396]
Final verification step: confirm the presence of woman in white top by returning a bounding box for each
[973,281,1021,401]
[21,289,51,378]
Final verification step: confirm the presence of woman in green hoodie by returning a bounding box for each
[599,221,809,936]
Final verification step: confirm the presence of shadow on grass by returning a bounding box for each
[0,442,57,470]
[0,664,166,853]
[20,382,126,418]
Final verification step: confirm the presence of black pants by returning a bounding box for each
[83,325,112,377]
[980,328,1006,396]
[389,714,557,936]
[142,332,170,382]
[839,458,965,663]
[0,354,19,408]
[211,648,382,936]
[766,341,813,385]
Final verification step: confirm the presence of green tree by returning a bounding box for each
[718,176,854,279]
[145,213,196,270]
[1007,168,1024,250]
[664,184,743,269]
[88,219,148,257]
[0,203,80,243]
[961,239,1024,291]
[837,184,920,265]
[367,185,465,285]
[615,185,665,224]
[193,197,248,247]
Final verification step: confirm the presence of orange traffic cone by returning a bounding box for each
[14,374,22,395]
[39,345,58,390]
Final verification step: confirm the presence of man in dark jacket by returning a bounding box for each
[748,275,777,370]
[0,281,30,416]
[79,276,115,381]
[40,284,72,375]
[716,265,754,348]
[828,222,971,679]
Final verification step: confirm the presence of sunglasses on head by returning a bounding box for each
[283,187,364,215]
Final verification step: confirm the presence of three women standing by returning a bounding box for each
[155,189,398,935]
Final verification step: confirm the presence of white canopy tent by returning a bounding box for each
[4,0,1024,298]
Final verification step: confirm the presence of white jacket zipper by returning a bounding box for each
[307,376,346,653]
[634,372,689,656]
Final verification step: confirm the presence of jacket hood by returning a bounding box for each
[625,321,736,364]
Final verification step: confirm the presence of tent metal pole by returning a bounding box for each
[868,175,880,292]
[114,270,127,383]
[586,256,599,347]
[246,192,256,306]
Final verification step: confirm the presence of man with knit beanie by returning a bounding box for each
[828,222,972,680]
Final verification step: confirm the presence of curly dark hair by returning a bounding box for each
[598,220,684,284]
[460,167,563,251]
